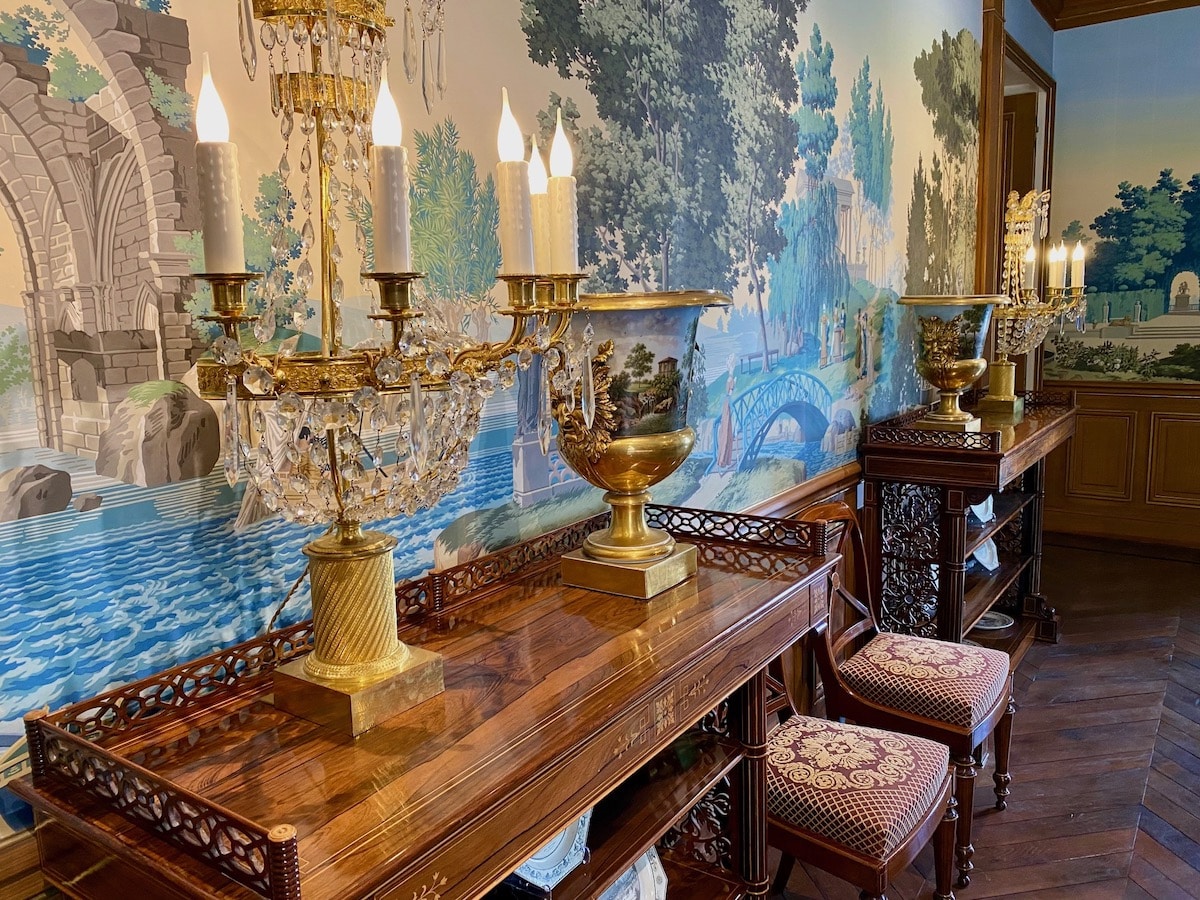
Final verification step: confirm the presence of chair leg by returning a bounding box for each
[993,696,1016,810]
[953,754,976,889]
[771,852,796,896]
[933,794,958,900]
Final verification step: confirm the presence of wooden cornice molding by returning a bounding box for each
[1033,0,1200,29]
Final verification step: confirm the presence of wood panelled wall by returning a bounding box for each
[1032,0,1200,28]
[1044,384,1200,547]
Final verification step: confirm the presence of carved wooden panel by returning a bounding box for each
[1147,413,1200,507]
[1045,385,1200,547]
[1065,410,1136,501]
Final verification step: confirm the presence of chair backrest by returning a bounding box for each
[786,500,881,720]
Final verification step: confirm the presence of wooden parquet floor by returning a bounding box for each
[775,543,1200,899]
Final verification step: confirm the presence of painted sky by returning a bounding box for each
[1051,7,1200,238]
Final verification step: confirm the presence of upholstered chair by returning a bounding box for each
[797,500,1016,889]
[767,715,957,899]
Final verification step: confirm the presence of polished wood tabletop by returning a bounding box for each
[15,511,835,900]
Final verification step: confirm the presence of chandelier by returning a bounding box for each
[978,189,1086,419]
[193,0,590,734]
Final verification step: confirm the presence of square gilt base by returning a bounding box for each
[560,543,698,600]
[273,646,444,736]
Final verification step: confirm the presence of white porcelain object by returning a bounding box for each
[969,494,995,523]
[514,810,593,891]
[598,846,668,900]
[975,610,1015,631]
[972,537,1000,572]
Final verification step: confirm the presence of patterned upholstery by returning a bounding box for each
[767,717,950,859]
[838,632,1010,730]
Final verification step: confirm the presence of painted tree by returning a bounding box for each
[905,156,930,294]
[715,0,804,374]
[521,0,733,292]
[409,118,501,341]
[766,24,848,358]
[846,59,895,284]
[1088,170,1188,294]
[1,2,107,102]
[910,29,980,292]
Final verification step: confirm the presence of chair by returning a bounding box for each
[796,500,1016,889]
[767,715,957,899]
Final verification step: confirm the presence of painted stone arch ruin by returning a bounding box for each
[0,0,202,461]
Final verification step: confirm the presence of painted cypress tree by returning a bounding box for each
[767,24,848,358]
[718,0,803,374]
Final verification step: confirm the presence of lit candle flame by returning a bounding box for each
[549,108,573,177]
[1072,241,1085,263]
[497,87,524,163]
[528,134,548,195]
[372,69,403,147]
[196,52,230,143]
[1024,246,1036,263]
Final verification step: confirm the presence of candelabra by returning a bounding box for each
[978,190,1086,419]
[194,0,591,735]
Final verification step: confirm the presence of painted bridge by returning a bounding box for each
[729,371,833,471]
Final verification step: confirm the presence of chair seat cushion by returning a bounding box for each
[839,632,1010,730]
[767,716,949,859]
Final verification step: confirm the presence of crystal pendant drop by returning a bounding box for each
[296,258,314,295]
[238,0,257,79]
[421,38,434,113]
[403,2,418,82]
[223,379,241,487]
[538,374,552,456]
[254,309,275,344]
[581,349,596,429]
[410,373,428,473]
[436,27,447,96]
[268,59,280,115]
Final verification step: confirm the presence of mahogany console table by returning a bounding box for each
[13,506,835,900]
[859,391,1077,665]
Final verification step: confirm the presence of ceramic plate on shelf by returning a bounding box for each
[972,538,1001,572]
[598,846,668,900]
[513,809,593,891]
[974,611,1015,631]
[968,494,995,523]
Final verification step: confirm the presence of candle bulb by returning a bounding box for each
[195,53,245,273]
[370,70,411,273]
[1071,241,1086,288]
[495,87,534,275]
[548,108,578,274]
[1047,243,1065,291]
[528,135,552,274]
[1023,245,1036,290]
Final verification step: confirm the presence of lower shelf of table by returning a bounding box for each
[493,730,742,900]
[968,615,1039,669]
[658,851,746,899]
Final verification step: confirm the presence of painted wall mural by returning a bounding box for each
[1045,8,1200,382]
[0,0,980,842]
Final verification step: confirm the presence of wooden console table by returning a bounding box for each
[13,506,835,900]
[859,392,1076,665]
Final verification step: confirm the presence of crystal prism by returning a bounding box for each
[581,350,596,429]
[403,3,418,82]
[436,28,447,96]
[238,0,257,79]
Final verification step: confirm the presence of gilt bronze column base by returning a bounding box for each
[561,543,698,600]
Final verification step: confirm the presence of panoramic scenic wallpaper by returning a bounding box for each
[1046,7,1200,382]
[0,0,980,836]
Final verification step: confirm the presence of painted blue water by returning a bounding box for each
[0,439,515,736]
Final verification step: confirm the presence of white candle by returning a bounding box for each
[1023,245,1036,289]
[195,54,245,273]
[495,88,534,275]
[1071,241,1086,288]
[370,71,411,272]
[548,108,578,274]
[1047,243,1065,290]
[528,135,552,274]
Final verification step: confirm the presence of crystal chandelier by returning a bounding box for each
[194,0,590,734]
[978,189,1086,419]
